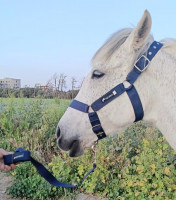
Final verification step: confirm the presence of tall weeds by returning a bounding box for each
[0,97,175,199]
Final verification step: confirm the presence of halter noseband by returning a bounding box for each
[69,41,163,140]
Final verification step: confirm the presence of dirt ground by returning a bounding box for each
[0,172,101,200]
[0,172,18,200]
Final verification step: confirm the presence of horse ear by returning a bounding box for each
[126,10,152,51]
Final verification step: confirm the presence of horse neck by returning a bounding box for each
[136,47,176,151]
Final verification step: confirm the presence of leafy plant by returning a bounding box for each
[0,97,175,199]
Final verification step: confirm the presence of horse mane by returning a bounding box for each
[92,28,154,65]
[160,38,176,60]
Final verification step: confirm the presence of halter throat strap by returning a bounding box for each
[69,41,163,140]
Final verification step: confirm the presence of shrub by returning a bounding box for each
[0,97,175,199]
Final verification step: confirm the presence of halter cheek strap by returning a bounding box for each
[69,41,163,140]
[69,100,107,140]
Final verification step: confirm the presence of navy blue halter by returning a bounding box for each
[70,41,163,140]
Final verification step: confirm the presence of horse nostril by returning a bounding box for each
[56,126,60,138]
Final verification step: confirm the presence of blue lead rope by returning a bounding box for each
[3,147,96,188]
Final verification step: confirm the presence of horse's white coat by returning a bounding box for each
[57,10,176,156]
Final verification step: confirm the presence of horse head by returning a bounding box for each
[56,10,176,157]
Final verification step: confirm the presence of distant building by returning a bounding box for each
[35,83,52,91]
[0,78,21,89]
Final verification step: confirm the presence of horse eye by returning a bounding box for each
[92,70,105,79]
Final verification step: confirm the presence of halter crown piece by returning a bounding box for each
[69,41,163,140]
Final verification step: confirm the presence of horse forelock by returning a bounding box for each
[92,28,154,67]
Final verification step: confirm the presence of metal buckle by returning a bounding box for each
[92,124,101,128]
[96,132,104,136]
[134,55,150,72]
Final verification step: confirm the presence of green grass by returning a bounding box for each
[0,97,176,199]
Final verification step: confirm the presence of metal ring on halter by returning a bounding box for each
[123,80,133,91]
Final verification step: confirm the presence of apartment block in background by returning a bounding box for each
[0,78,21,89]
[35,83,53,91]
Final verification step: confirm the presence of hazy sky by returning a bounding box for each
[0,0,176,88]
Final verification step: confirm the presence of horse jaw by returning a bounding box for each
[142,47,176,152]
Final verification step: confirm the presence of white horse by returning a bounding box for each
[57,10,176,157]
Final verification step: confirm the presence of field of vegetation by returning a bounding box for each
[0,97,176,200]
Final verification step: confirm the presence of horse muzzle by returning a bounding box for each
[56,126,84,157]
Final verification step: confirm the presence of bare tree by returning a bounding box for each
[46,78,54,90]
[46,73,85,99]
[58,73,67,92]
[47,73,67,90]
[71,77,77,90]
[46,73,67,97]
[52,73,58,91]
[71,77,77,99]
